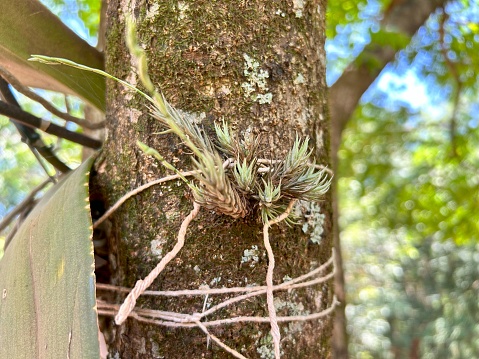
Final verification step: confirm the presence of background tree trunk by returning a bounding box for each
[96,0,333,357]
[330,1,447,357]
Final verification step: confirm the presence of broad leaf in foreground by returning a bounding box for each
[0,157,99,358]
[0,0,105,110]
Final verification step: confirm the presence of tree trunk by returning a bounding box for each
[96,0,333,357]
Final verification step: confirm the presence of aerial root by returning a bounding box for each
[114,202,201,325]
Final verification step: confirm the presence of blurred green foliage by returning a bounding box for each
[329,0,479,357]
[326,0,389,79]
[345,234,479,358]
[0,114,45,213]
[326,0,369,39]
[340,99,479,356]
[403,0,479,89]
[0,91,83,220]
[43,0,101,45]
[339,101,478,245]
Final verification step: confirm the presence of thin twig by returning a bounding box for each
[200,271,335,321]
[0,100,102,148]
[97,268,336,325]
[97,273,337,330]
[201,294,211,349]
[439,12,461,157]
[0,178,52,233]
[29,145,56,181]
[0,65,105,129]
[32,139,71,173]
[115,203,201,325]
[102,263,335,326]
[0,77,71,173]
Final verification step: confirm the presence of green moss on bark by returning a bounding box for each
[98,0,333,357]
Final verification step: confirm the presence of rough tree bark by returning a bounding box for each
[329,1,448,358]
[95,0,333,358]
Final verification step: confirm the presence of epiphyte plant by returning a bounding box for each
[29,17,333,359]
[30,19,331,225]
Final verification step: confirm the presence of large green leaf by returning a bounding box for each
[0,0,105,110]
[0,157,99,358]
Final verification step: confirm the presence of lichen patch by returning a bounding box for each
[150,237,167,257]
[241,54,273,104]
[292,0,305,18]
[241,244,261,267]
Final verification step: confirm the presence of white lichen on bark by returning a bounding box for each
[241,244,261,267]
[297,201,326,244]
[241,54,273,104]
[292,0,305,18]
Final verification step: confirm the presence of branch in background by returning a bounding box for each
[29,145,58,181]
[329,0,448,157]
[439,12,460,82]
[0,77,72,173]
[0,65,105,129]
[56,95,71,149]
[0,100,102,149]
[0,178,52,234]
[448,84,461,157]
[439,12,461,157]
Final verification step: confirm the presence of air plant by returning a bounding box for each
[30,18,332,225]
[28,17,336,359]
